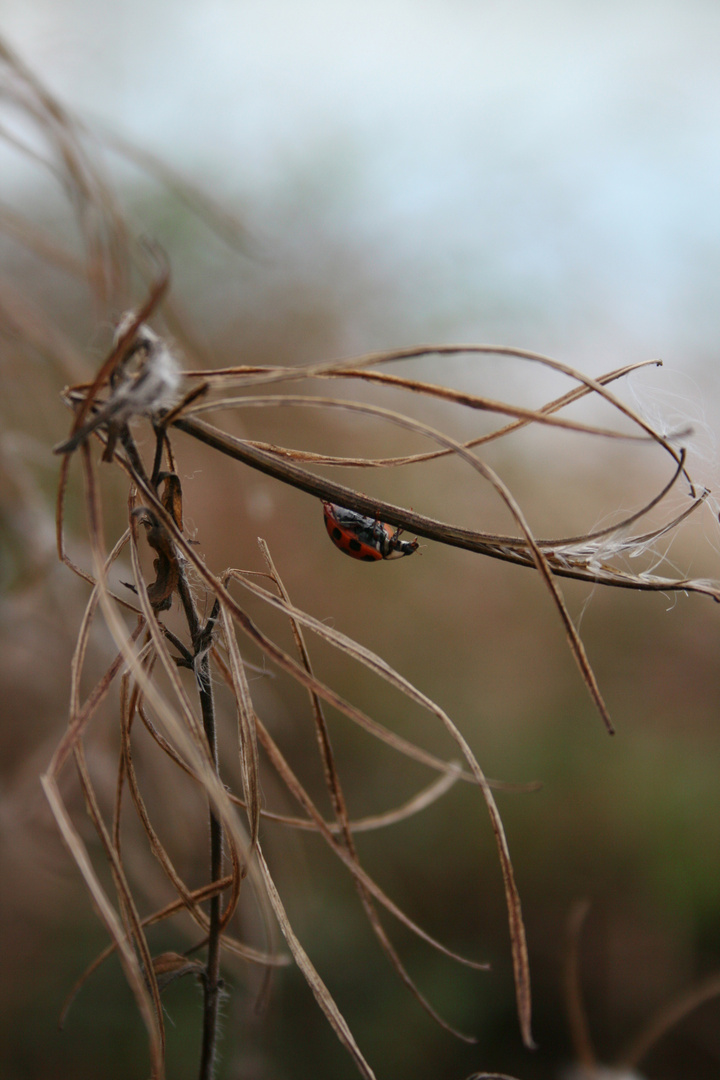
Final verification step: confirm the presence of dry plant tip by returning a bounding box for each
[54,312,181,456]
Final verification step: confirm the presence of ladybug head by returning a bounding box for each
[382,524,420,559]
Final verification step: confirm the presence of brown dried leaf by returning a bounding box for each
[152,952,205,990]
[255,844,377,1080]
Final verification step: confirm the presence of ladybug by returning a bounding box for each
[322,501,419,561]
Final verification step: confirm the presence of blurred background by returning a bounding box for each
[2,2,720,1078]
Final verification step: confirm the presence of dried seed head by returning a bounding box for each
[54,313,182,454]
[109,311,182,419]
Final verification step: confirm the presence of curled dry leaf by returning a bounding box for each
[152,952,206,991]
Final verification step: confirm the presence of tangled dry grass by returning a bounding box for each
[2,35,720,1080]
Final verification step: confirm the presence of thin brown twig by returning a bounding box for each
[171,414,716,598]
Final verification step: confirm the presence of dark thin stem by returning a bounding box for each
[126,421,226,1076]
[119,427,152,487]
[171,416,716,598]
[150,425,167,486]
[198,649,223,1080]
[175,555,224,1080]
[177,572,201,641]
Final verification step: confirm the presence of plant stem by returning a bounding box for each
[198,651,223,1080]
[175,570,224,1080]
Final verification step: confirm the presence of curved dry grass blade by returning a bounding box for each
[73,455,290,1071]
[217,602,261,847]
[250,712,488,972]
[41,775,164,1078]
[48,564,144,781]
[186,390,677,732]
[220,573,532,1039]
[456,356,664,440]
[120,453,628,1043]
[110,470,532,1034]
[470,459,614,735]
[184,391,699,553]
[218,832,245,935]
[247,768,464,832]
[324,364,655,437]
[123,513,281,972]
[72,738,166,1048]
[349,347,684,462]
[73,449,168,1039]
[210,647,489,975]
[255,844,378,1080]
[189,385,647,443]
[121,681,245,939]
[256,540,348,818]
[55,465,142,610]
[59,873,288,1028]
[113,471,492,794]
[257,540,477,1042]
[171,414,719,601]
[114,652,155,856]
[47,637,139,774]
[63,519,136,694]
[184,343,684,455]
[133,685,499,830]
[56,448,93,580]
[118,664,238,941]
[183,357,661,462]
[605,478,707,550]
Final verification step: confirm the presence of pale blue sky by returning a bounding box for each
[3,0,720,382]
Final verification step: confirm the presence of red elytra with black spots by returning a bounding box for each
[322,502,419,561]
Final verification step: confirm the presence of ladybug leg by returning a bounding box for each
[388,504,414,543]
[390,524,406,546]
[371,516,393,558]
[390,506,420,556]
[393,523,420,557]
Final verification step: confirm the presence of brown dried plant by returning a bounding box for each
[2,35,719,1080]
